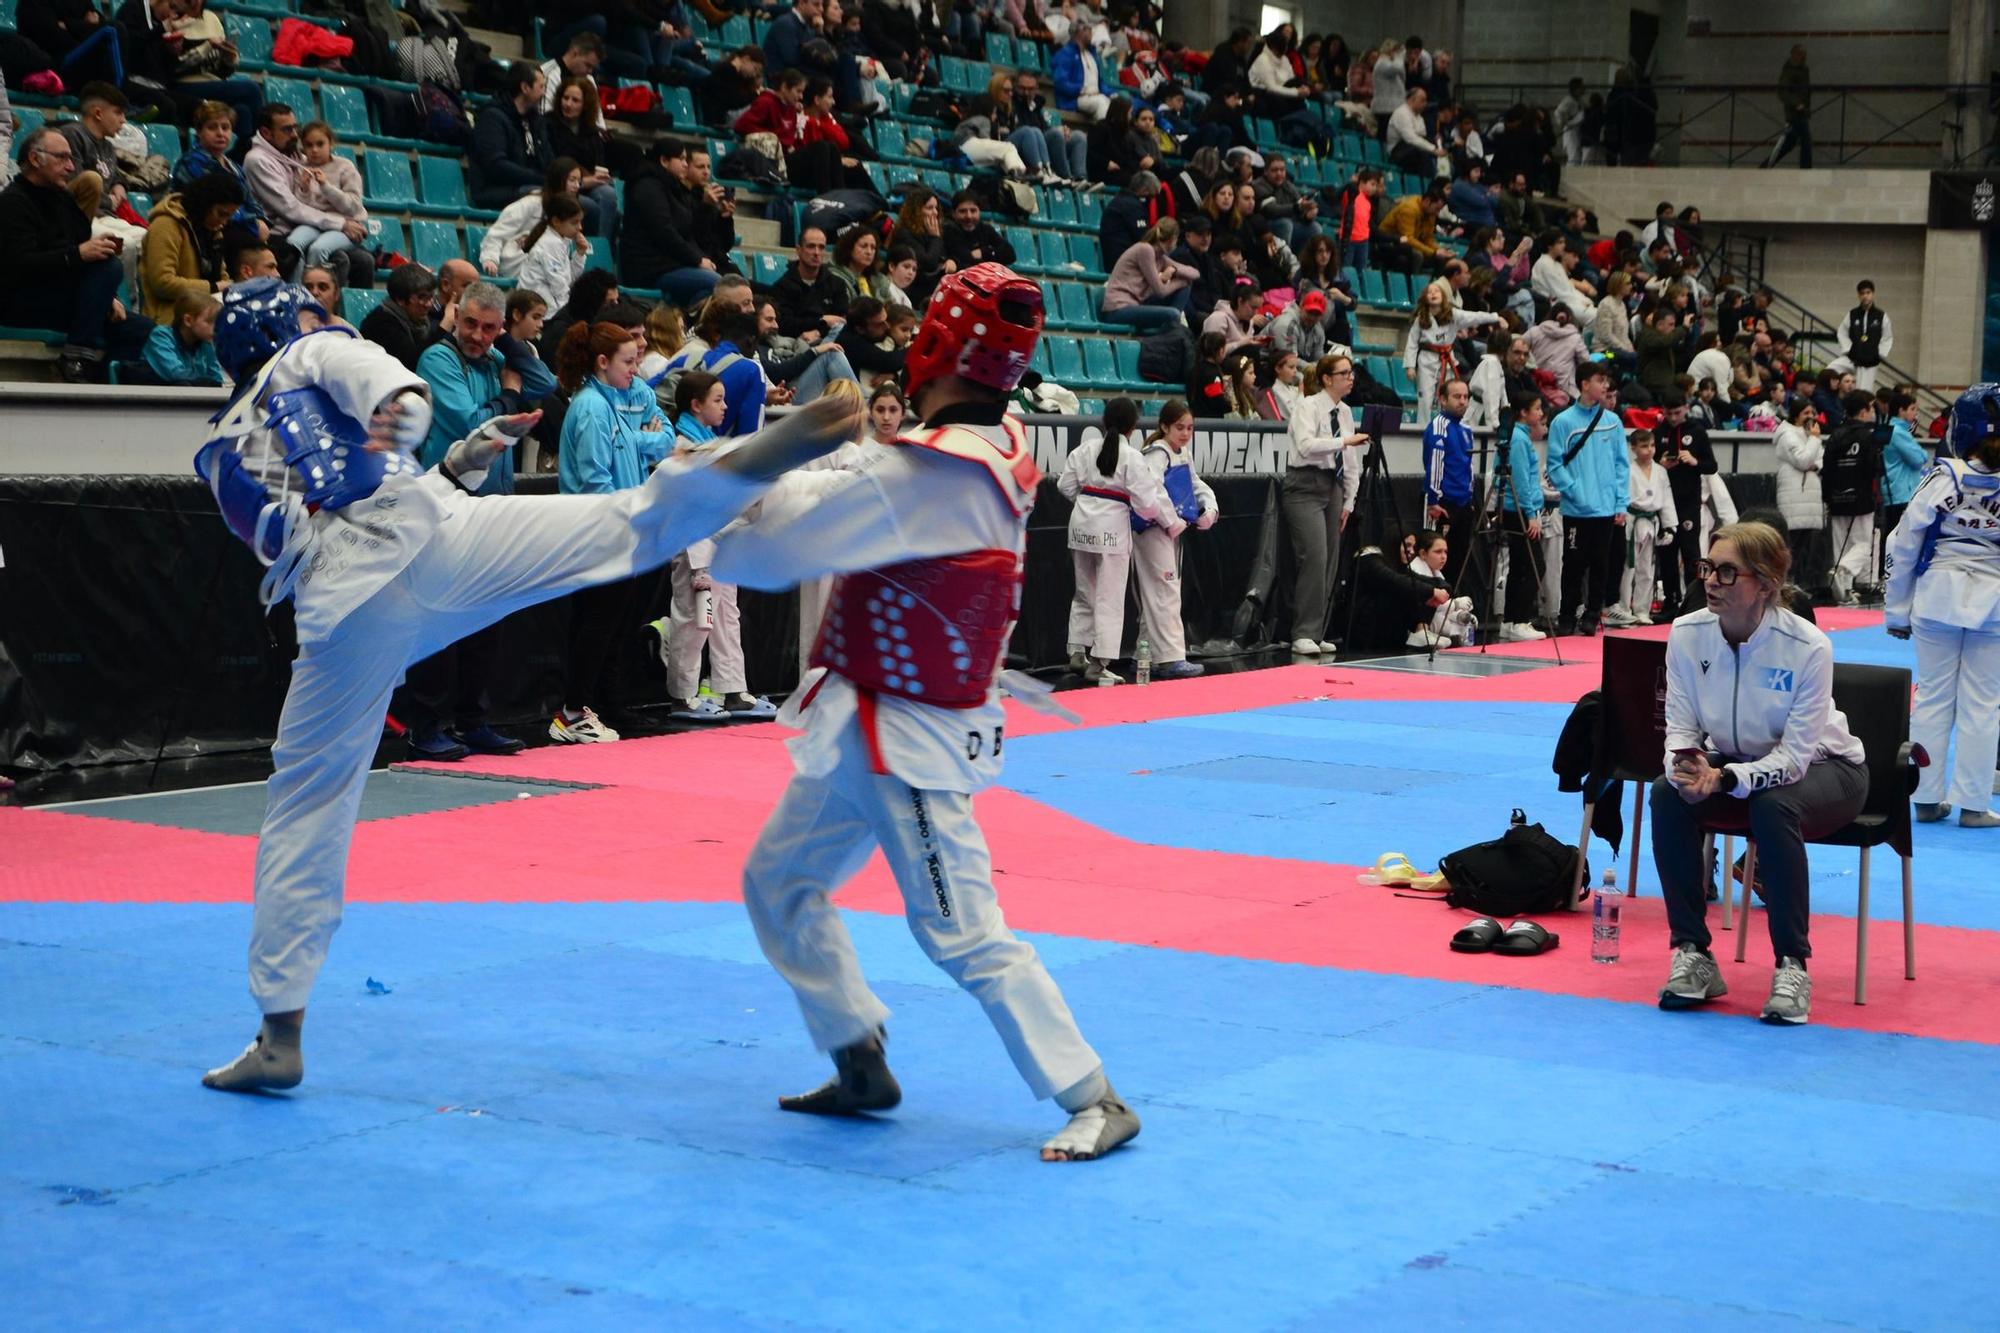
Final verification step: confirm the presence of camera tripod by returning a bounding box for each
[1428,442,1566,668]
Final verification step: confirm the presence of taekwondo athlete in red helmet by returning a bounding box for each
[712,263,1141,1162]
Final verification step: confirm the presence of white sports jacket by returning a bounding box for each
[1662,606,1865,796]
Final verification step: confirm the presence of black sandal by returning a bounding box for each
[1450,917,1505,953]
[1493,920,1560,956]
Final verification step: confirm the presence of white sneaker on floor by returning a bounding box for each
[1498,622,1547,642]
[549,707,621,743]
[1315,639,1341,654]
[1599,607,1642,627]
[1406,628,1440,649]
[1291,637,1322,653]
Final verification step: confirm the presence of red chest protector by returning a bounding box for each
[809,419,1041,709]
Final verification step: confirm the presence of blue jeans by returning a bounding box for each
[579,185,619,240]
[789,347,859,402]
[624,24,710,81]
[1342,240,1370,271]
[1008,126,1050,171]
[70,257,154,354]
[61,25,124,86]
[656,266,721,306]
[1100,303,1184,332]
[1044,125,1088,178]
[1769,115,1813,169]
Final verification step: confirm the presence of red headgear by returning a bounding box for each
[903,262,1044,407]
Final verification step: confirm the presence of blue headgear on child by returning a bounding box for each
[215,277,328,380]
[1946,383,2000,461]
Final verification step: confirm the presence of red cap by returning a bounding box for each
[1301,291,1328,314]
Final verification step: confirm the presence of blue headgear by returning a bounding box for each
[215,277,328,380]
[1946,383,2000,460]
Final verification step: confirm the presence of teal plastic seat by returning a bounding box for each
[659,86,697,131]
[142,123,182,159]
[1082,337,1119,388]
[343,287,386,323]
[262,75,317,120]
[1004,226,1039,271]
[371,217,407,259]
[318,83,370,141]
[1036,230,1069,271]
[415,155,469,215]
[410,220,462,271]
[752,252,787,287]
[363,151,416,207]
[225,13,274,66]
[1057,282,1101,329]
[1048,336,1086,382]
[1114,339,1143,387]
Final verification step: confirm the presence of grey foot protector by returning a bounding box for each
[202,1021,304,1092]
[779,1034,902,1115]
[1042,1087,1141,1161]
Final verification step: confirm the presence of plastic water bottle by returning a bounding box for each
[1591,868,1621,964]
[698,589,715,629]
[1463,621,1478,647]
[1134,635,1152,686]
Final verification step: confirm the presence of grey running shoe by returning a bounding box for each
[1658,943,1728,1010]
[1959,810,2000,828]
[1761,958,1812,1025]
[1915,802,1953,823]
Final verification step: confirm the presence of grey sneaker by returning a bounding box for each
[1760,958,1812,1025]
[1959,810,2000,829]
[1658,943,1728,1010]
[1916,802,1953,823]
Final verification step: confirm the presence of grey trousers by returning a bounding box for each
[1649,757,1869,964]
[1282,466,1343,643]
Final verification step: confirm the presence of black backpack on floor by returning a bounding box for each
[1436,813,1588,917]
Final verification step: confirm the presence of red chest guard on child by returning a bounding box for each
[810,420,1041,708]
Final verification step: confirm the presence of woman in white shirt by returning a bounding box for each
[1650,521,1868,1026]
[1773,398,1827,592]
[479,158,583,280]
[1885,398,2000,828]
[1283,351,1369,654]
[1059,397,1182,682]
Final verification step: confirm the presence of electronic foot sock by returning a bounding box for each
[778,1032,901,1115]
[201,1018,304,1092]
[1041,1075,1140,1162]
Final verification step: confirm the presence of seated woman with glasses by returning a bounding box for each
[1649,520,1868,1027]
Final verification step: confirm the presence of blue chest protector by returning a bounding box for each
[193,330,423,564]
[1907,461,2000,579]
[1131,456,1202,533]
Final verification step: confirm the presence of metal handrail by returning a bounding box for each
[1458,81,1982,168]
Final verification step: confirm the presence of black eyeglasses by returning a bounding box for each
[1694,560,1742,586]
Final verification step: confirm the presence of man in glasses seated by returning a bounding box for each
[1646,520,1869,1027]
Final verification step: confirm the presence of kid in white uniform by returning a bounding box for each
[1408,528,1475,646]
[1885,384,2000,828]
[1132,398,1218,679]
[1614,428,1678,625]
[1057,398,1182,683]
[195,279,858,1092]
[662,369,780,721]
[1403,279,1505,424]
[712,263,1142,1162]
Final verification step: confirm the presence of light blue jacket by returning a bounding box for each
[1501,423,1543,515]
[1546,399,1630,519]
[1883,418,1928,506]
[142,325,223,386]
[416,340,513,495]
[559,377,675,494]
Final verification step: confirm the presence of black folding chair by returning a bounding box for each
[1698,663,1922,1004]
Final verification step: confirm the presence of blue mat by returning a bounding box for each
[3,901,1997,1330]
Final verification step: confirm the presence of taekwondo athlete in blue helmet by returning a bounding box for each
[1884,383,2000,828]
[195,278,865,1092]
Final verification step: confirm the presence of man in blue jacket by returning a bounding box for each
[1052,24,1111,120]
[1422,377,1483,615]
[763,0,819,77]
[1545,361,1630,635]
[400,282,530,760]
